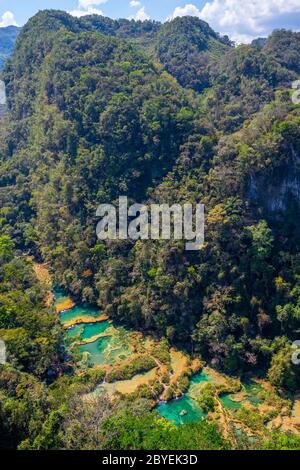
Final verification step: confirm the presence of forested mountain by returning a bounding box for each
[0,26,20,70]
[1,10,300,450]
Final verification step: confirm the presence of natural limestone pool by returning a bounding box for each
[60,305,102,326]
[79,335,131,366]
[54,289,264,426]
[157,371,263,425]
[65,321,110,341]
[157,370,211,424]
[54,289,131,366]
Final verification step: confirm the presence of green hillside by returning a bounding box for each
[0,10,300,450]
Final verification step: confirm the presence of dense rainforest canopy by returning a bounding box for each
[1,10,300,450]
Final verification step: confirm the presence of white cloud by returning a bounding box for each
[168,3,201,20]
[168,1,300,43]
[70,0,107,18]
[70,7,103,17]
[130,1,141,7]
[129,6,150,21]
[0,11,18,28]
[79,0,107,7]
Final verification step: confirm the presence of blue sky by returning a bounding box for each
[0,1,207,25]
[1,0,300,43]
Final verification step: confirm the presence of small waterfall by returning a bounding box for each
[0,80,7,117]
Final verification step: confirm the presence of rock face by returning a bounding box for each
[0,80,7,117]
[246,155,300,216]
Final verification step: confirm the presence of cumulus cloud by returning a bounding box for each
[0,11,18,28]
[70,0,107,18]
[168,3,201,20]
[169,0,300,43]
[78,0,107,7]
[70,7,103,17]
[129,6,150,21]
[130,0,141,7]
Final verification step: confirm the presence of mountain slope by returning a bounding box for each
[0,26,20,70]
[1,10,300,392]
[154,16,232,91]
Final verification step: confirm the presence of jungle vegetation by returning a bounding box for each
[1,10,300,449]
